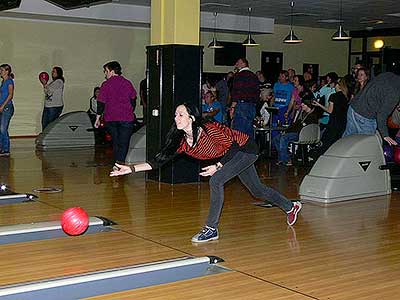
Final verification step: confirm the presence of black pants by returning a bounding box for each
[106,121,134,163]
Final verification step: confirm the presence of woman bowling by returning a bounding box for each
[110,103,302,243]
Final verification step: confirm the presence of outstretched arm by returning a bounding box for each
[110,162,152,176]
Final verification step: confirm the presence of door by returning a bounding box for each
[261,52,283,85]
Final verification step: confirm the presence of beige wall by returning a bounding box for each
[3,18,348,136]
[3,18,149,136]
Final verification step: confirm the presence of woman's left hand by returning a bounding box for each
[199,164,218,177]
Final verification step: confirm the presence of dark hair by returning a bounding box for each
[238,58,249,67]
[93,86,100,98]
[0,64,14,79]
[338,74,353,100]
[154,103,202,164]
[326,72,339,84]
[53,66,65,82]
[103,61,122,75]
[279,70,289,77]
[294,75,305,87]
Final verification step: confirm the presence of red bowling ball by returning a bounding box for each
[61,207,89,236]
[38,71,50,83]
[394,146,400,165]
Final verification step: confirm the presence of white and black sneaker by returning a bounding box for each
[191,226,219,243]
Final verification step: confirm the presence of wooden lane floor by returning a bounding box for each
[4,138,400,299]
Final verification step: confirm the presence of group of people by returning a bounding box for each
[1,61,138,164]
[0,65,65,157]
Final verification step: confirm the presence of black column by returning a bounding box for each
[146,45,203,184]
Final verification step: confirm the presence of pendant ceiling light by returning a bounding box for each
[243,7,259,47]
[331,0,351,40]
[208,12,224,49]
[283,1,303,44]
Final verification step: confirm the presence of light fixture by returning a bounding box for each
[243,7,259,47]
[331,0,351,40]
[374,39,384,49]
[283,2,303,44]
[208,12,224,49]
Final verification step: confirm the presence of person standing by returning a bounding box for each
[40,66,64,131]
[87,86,100,124]
[342,72,400,146]
[273,70,294,126]
[312,76,352,156]
[0,64,15,157]
[95,61,137,163]
[230,58,259,138]
[110,103,302,243]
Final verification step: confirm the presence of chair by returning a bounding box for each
[289,123,320,165]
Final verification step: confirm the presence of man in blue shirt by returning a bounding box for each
[273,70,294,126]
[202,91,223,123]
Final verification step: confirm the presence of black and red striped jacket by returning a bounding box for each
[149,122,258,169]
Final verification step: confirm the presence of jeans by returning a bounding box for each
[272,132,299,163]
[232,101,256,138]
[42,106,63,131]
[0,103,14,153]
[106,121,134,163]
[342,106,377,137]
[206,151,293,228]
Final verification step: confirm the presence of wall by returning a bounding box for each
[2,18,348,136]
[2,18,149,136]
[202,24,349,76]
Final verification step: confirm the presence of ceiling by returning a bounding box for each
[113,0,400,31]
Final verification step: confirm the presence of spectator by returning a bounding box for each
[95,61,137,163]
[0,64,15,157]
[202,91,223,123]
[286,75,314,121]
[40,66,64,131]
[354,67,370,95]
[273,70,294,126]
[87,86,100,124]
[255,88,274,128]
[256,70,272,90]
[318,72,338,125]
[215,72,232,124]
[230,58,259,138]
[288,68,296,83]
[342,72,400,146]
[273,100,322,166]
[312,75,352,155]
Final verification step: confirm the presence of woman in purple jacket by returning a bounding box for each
[95,61,137,163]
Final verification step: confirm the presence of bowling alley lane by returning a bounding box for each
[85,271,312,300]
[0,229,183,287]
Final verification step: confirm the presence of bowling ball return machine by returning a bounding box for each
[299,134,392,203]
[36,111,95,150]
